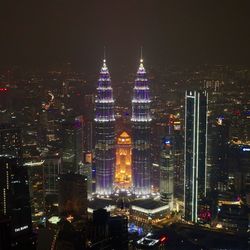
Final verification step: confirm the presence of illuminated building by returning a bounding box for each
[130,199,169,231]
[25,161,44,225]
[115,131,132,189]
[184,91,208,223]
[160,137,174,208]
[94,59,115,195]
[131,58,152,195]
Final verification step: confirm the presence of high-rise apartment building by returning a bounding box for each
[184,90,208,222]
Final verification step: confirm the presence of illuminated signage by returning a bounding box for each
[14,225,28,232]
[242,148,250,152]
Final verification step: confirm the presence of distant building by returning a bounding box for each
[184,91,208,223]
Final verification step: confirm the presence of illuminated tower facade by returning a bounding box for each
[131,58,152,195]
[184,90,208,222]
[115,131,132,189]
[94,59,115,195]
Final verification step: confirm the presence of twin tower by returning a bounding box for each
[94,58,151,196]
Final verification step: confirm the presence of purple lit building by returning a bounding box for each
[94,59,115,195]
[131,59,152,195]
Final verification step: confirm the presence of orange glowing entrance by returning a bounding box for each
[115,131,132,189]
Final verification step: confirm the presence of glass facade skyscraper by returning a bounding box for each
[184,90,208,222]
[131,59,152,195]
[94,59,115,195]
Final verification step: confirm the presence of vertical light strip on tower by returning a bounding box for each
[94,59,115,196]
[131,58,152,196]
[184,90,207,222]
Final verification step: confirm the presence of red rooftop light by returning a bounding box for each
[0,88,8,92]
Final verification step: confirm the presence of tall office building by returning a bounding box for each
[184,90,208,222]
[160,137,174,208]
[209,118,229,193]
[61,116,84,174]
[94,59,115,195]
[131,58,152,195]
[0,156,32,245]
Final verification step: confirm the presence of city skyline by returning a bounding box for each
[0,1,249,249]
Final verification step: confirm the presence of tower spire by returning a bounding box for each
[95,55,115,196]
[140,46,143,63]
[103,46,106,63]
[131,51,151,196]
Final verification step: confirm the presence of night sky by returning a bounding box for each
[1,0,250,70]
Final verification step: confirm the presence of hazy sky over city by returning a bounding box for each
[1,0,250,69]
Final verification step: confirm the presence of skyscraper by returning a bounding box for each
[184,90,208,222]
[160,137,174,208]
[131,58,152,195]
[209,118,229,193]
[61,116,84,174]
[0,155,32,246]
[94,59,115,195]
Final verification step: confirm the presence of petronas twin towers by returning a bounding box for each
[94,57,151,196]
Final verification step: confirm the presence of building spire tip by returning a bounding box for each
[103,46,106,62]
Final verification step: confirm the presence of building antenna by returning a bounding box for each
[140,46,143,63]
[103,46,106,62]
